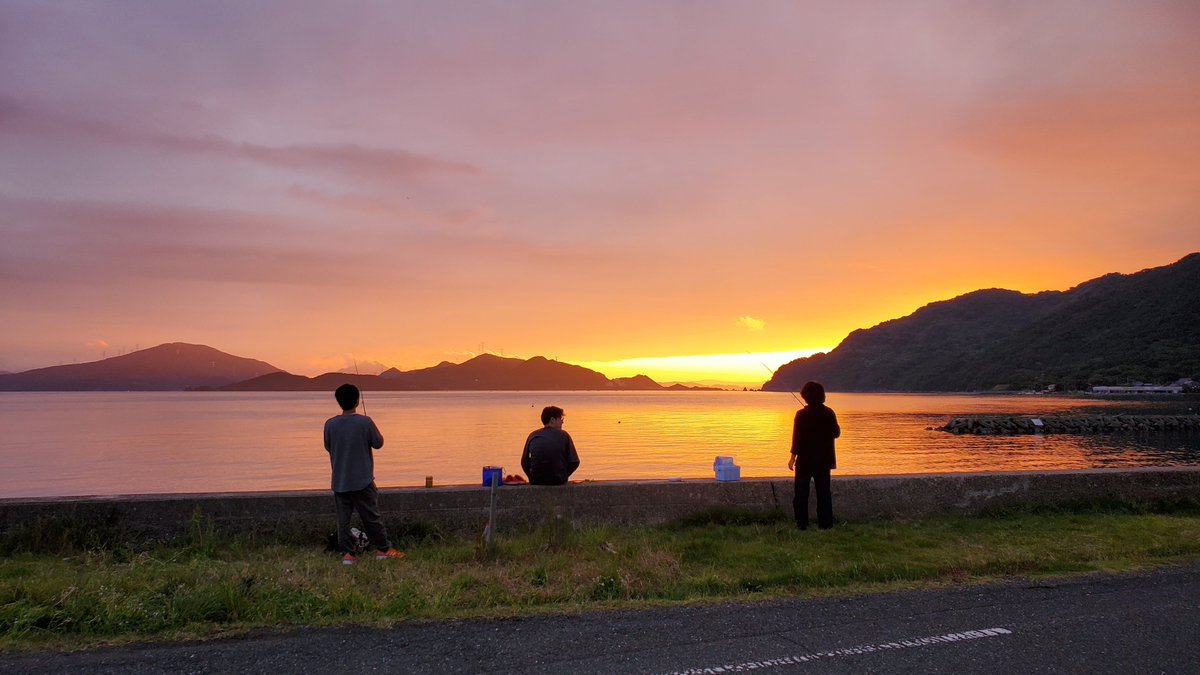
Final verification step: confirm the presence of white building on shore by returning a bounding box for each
[1090,385,1183,395]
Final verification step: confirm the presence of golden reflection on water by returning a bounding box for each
[0,391,1196,498]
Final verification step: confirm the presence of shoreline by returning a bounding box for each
[4,468,1198,543]
[4,464,1199,503]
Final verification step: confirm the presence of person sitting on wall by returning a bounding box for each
[521,405,580,486]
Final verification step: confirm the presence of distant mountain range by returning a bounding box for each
[0,344,713,392]
[6,254,1195,393]
[0,343,280,391]
[765,253,1200,392]
[219,353,691,391]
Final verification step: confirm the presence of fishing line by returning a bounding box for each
[752,354,803,405]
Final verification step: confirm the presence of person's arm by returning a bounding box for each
[564,433,580,477]
[367,417,384,449]
[829,409,839,470]
[323,420,332,453]
[521,434,533,476]
[788,410,802,471]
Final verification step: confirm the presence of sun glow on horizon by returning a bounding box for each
[573,349,829,387]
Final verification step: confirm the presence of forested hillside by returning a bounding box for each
[765,253,1200,392]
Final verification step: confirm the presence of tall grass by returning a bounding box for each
[2,503,1199,651]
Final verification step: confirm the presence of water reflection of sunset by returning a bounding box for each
[1,392,1195,498]
[544,393,1199,481]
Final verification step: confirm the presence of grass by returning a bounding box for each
[2,503,1200,651]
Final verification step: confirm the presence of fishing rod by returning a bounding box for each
[353,358,367,414]
[753,355,803,405]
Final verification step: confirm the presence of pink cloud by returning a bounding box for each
[0,197,382,286]
[0,97,481,180]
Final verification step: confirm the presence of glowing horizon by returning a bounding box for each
[290,347,832,386]
[574,349,828,387]
[306,347,829,387]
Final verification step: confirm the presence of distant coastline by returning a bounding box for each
[3,254,1195,394]
[0,344,728,393]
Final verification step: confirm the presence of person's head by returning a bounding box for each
[800,381,826,405]
[334,383,360,411]
[541,405,565,427]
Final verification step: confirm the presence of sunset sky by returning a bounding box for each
[2,1,1198,385]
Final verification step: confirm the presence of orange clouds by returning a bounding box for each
[2,2,1199,379]
[956,85,1200,182]
[737,316,766,331]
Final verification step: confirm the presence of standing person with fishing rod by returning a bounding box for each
[324,382,404,564]
[788,381,840,530]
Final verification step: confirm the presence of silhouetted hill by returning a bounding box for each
[611,375,662,390]
[0,343,281,391]
[665,383,724,391]
[218,371,316,391]
[221,354,670,391]
[219,371,380,392]
[765,253,1200,392]
[0,345,679,392]
[393,354,613,390]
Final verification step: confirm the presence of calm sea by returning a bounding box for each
[1,391,1197,498]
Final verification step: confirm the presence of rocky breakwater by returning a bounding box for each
[938,414,1200,435]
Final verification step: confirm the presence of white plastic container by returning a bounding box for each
[715,464,741,482]
[713,455,740,481]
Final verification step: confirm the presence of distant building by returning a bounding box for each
[1090,385,1183,395]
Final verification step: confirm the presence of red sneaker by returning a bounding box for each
[375,548,405,560]
[341,553,357,566]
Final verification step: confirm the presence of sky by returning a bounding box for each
[2,1,1198,386]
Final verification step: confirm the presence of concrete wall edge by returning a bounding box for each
[2,467,1197,542]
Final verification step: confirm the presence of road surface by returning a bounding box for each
[2,561,1197,673]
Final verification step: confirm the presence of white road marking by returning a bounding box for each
[663,627,1013,674]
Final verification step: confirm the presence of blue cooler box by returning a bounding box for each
[482,466,503,487]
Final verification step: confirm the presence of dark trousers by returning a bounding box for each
[793,467,833,529]
[333,482,391,552]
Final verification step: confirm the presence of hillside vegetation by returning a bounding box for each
[766,253,1200,392]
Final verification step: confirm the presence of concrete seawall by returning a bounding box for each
[3,467,1198,543]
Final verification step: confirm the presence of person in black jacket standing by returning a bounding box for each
[788,381,840,530]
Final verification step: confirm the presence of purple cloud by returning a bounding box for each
[0,97,480,180]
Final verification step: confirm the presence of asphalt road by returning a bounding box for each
[2,561,1197,674]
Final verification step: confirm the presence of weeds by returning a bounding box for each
[1,506,1199,651]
